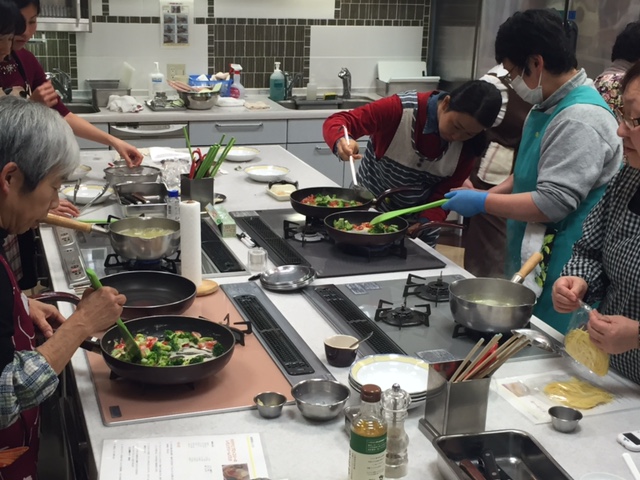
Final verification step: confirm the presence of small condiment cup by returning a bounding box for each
[549,406,583,433]
[324,334,359,367]
[253,391,286,419]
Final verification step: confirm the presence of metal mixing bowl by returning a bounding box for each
[178,90,219,110]
[104,165,161,186]
[549,406,582,433]
[291,379,350,421]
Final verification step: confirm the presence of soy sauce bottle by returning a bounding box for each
[348,384,387,480]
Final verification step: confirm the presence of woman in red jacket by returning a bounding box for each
[323,80,501,246]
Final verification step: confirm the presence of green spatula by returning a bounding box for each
[369,199,448,225]
[86,268,141,362]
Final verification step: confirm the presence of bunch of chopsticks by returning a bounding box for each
[449,332,531,383]
[184,127,235,179]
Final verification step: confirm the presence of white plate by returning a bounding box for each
[349,354,430,395]
[224,146,260,162]
[65,164,92,181]
[61,184,113,204]
[245,165,290,183]
[266,183,297,201]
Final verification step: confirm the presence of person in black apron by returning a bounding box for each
[443,9,622,333]
[0,97,126,479]
[323,80,502,246]
[553,62,640,385]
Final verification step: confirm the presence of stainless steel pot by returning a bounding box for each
[43,214,180,261]
[449,253,543,333]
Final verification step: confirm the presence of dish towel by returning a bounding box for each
[106,95,143,113]
[216,97,245,107]
[245,101,270,110]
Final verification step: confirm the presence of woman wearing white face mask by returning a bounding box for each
[443,9,623,333]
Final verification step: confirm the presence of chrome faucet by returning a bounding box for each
[283,72,302,100]
[46,68,72,103]
[338,67,351,99]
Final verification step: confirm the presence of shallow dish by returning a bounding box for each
[266,183,297,201]
[224,146,260,162]
[349,354,429,395]
[61,184,113,204]
[65,164,92,181]
[245,165,289,183]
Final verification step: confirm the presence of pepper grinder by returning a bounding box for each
[382,383,411,478]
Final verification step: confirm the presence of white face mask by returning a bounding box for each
[511,70,543,105]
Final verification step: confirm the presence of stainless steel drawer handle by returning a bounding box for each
[111,124,186,135]
[314,146,332,153]
[214,122,264,129]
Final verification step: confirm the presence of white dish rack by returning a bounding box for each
[376,60,440,97]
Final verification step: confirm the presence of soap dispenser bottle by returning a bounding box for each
[149,61,165,98]
[229,63,245,99]
[306,75,317,101]
[269,62,285,101]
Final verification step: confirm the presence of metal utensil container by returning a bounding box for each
[115,182,168,218]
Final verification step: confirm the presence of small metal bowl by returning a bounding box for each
[104,165,161,186]
[291,379,350,421]
[253,391,287,419]
[549,406,583,433]
[178,90,219,110]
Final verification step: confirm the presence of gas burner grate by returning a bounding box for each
[283,219,328,244]
[104,253,179,274]
[403,273,450,303]
[452,323,529,342]
[374,299,431,328]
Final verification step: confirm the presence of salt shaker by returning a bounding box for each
[382,383,411,478]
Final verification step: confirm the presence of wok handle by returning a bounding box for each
[42,214,107,234]
[408,221,465,239]
[31,291,80,305]
[511,252,544,284]
[79,337,102,354]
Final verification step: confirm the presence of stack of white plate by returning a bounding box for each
[348,354,430,410]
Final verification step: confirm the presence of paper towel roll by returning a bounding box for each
[179,200,202,287]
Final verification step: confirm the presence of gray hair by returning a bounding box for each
[0,96,79,191]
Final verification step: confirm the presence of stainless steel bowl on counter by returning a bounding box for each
[291,379,350,421]
[104,165,161,186]
[178,90,219,110]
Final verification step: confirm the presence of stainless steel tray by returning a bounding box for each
[433,429,573,480]
[114,182,167,218]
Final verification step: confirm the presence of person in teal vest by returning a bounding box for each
[442,9,623,333]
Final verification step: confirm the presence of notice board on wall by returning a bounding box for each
[160,0,193,46]
[214,0,334,19]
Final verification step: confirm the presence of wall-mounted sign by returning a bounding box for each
[160,1,192,46]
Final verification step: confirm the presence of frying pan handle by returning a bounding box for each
[31,291,81,305]
[407,221,465,239]
[42,214,108,234]
[374,186,424,209]
[510,252,544,284]
[79,337,102,354]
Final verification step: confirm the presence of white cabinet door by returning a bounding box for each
[76,123,109,150]
[190,120,287,146]
[286,143,344,186]
[287,118,325,143]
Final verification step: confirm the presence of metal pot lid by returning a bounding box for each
[259,265,316,291]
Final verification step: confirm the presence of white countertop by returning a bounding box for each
[41,146,639,480]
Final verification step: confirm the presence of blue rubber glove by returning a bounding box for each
[443,190,488,217]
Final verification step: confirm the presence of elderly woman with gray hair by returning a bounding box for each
[0,96,126,479]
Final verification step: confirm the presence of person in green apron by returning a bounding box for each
[552,62,640,385]
[442,9,623,333]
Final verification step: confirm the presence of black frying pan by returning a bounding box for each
[85,315,236,385]
[324,210,409,247]
[100,271,197,320]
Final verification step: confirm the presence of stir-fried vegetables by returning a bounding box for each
[110,329,225,366]
[301,194,363,207]
[333,218,399,234]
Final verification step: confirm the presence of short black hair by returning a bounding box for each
[621,61,640,94]
[444,79,502,129]
[611,22,640,63]
[0,0,23,36]
[11,0,39,14]
[495,9,576,75]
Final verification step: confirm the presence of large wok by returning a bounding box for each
[82,315,236,385]
[290,185,423,219]
[323,210,463,247]
[449,253,544,333]
[36,271,196,320]
[43,214,180,261]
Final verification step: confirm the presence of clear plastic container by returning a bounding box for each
[564,301,610,376]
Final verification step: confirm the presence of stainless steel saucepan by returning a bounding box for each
[449,252,543,333]
[43,214,180,261]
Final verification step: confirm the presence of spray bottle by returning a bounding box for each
[229,63,245,99]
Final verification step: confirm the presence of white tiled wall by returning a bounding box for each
[76,23,208,94]
[309,26,423,90]
[104,0,205,18]
[214,0,334,19]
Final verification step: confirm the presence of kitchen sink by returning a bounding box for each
[66,103,100,114]
[277,96,375,111]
